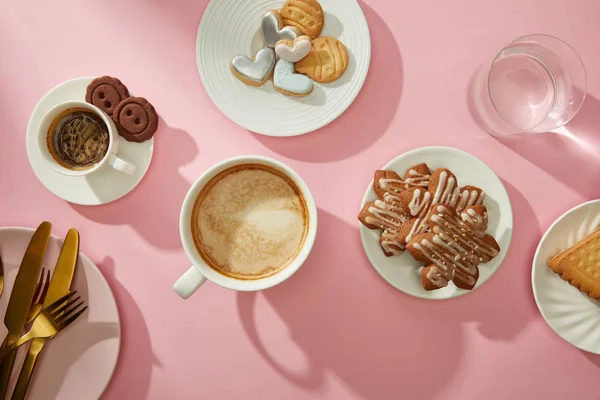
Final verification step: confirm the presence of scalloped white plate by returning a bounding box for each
[359,147,513,300]
[196,0,371,136]
[533,200,600,354]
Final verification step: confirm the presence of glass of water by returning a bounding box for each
[482,34,586,136]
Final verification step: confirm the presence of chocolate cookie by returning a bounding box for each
[85,76,129,116]
[112,97,158,142]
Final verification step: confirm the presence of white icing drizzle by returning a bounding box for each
[365,200,409,231]
[405,169,431,186]
[414,204,498,289]
[456,188,485,212]
[405,189,433,243]
[381,229,405,255]
[379,169,430,194]
[425,265,451,288]
[431,171,459,205]
[408,189,432,216]
[364,196,411,255]
[460,208,488,238]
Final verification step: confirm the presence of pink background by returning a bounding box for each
[2,0,600,399]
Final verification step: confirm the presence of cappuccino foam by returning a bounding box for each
[191,164,308,280]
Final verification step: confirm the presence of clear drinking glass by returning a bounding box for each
[476,34,587,136]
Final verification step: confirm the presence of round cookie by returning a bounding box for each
[295,36,349,83]
[112,97,158,143]
[280,0,324,39]
[85,76,130,116]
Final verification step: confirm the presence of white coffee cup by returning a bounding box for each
[173,155,318,298]
[38,101,136,176]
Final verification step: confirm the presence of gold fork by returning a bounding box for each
[25,269,51,324]
[0,291,87,359]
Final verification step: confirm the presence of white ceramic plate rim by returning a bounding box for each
[532,199,600,353]
[359,146,514,300]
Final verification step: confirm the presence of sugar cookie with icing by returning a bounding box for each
[273,59,313,97]
[230,47,276,87]
[262,10,299,48]
[275,36,312,63]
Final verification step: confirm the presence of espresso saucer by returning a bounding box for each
[359,146,514,300]
[26,77,154,205]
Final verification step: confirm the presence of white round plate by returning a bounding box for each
[359,146,514,300]
[197,0,371,136]
[0,227,120,400]
[26,77,154,205]
[532,200,600,354]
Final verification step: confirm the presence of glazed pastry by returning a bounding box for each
[359,165,432,256]
[358,192,412,256]
[407,204,500,291]
[230,48,276,86]
[373,164,431,199]
[456,185,486,213]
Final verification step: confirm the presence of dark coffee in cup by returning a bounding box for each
[46,108,109,170]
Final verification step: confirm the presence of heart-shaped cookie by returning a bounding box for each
[273,59,313,97]
[275,36,312,63]
[262,10,298,48]
[230,47,276,86]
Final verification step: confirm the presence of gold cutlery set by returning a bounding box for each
[0,222,87,399]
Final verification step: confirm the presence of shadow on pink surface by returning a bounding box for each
[253,1,402,163]
[581,350,600,368]
[70,120,196,249]
[236,186,537,400]
[469,71,600,199]
[97,257,157,400]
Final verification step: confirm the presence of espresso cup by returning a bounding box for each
[174,155,318,298]
[38,101,136,176]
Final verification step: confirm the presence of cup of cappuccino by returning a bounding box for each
[38,101,136,176]
[174,156,318,298]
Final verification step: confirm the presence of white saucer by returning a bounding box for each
[0,227,120,400]
[26,77,154,205]
[197,0,371,136]
[532,200,600,354]
[359,146,514,300]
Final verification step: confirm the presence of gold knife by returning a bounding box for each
[0,222,52,399]
[11,228,80,400]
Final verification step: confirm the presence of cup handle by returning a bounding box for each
[173,266,207,299]
[108,154,136,175]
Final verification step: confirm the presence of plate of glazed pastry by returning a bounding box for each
[358,146,513,300]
